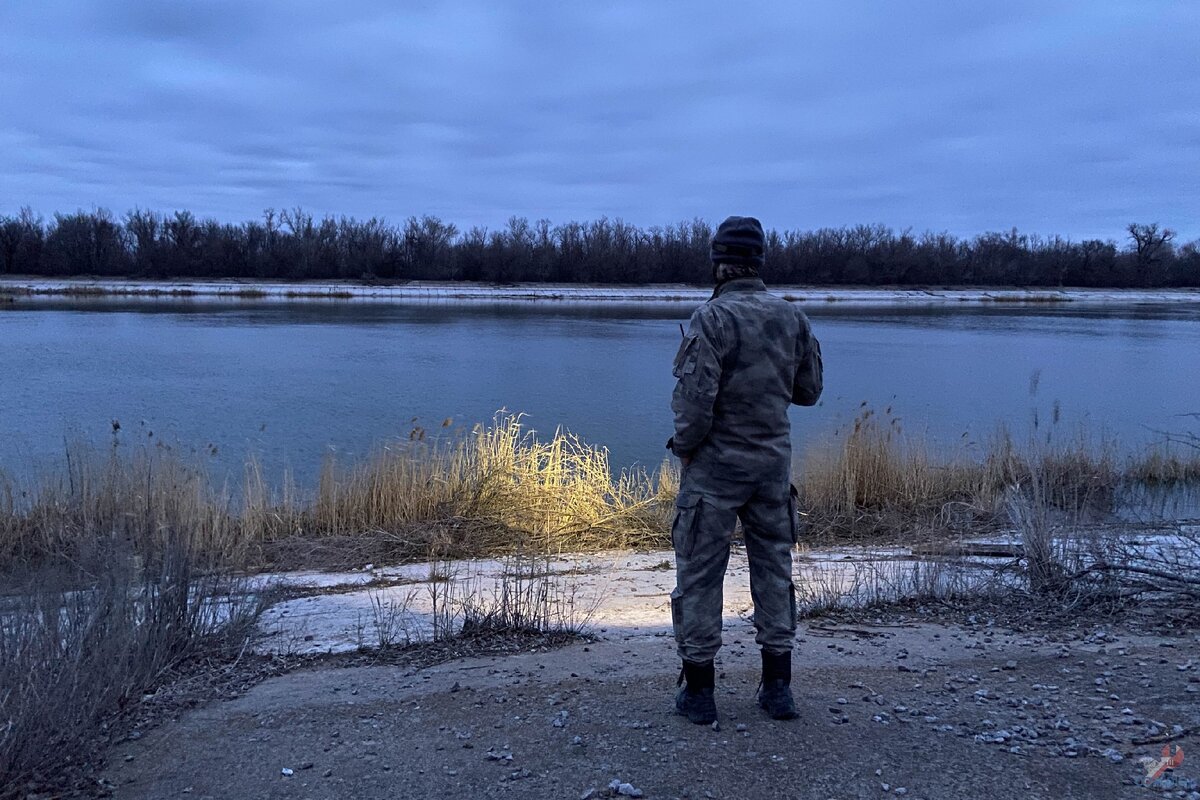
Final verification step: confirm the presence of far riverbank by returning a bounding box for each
[3,277,1200,305]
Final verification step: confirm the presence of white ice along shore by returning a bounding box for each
[247,546,984,656]
[249,527,1198,657]
[252,547,957,656]
[4,277,1200,305]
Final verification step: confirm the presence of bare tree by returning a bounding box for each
[124,209,162,276]
[0,216,20,274]
[1127,222,1176,280]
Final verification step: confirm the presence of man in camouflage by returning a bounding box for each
[668,216,823,724]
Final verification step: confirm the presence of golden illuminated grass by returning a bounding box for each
[294,414,675,553]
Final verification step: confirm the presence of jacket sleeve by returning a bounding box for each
[791,318,823,407]
[670,307,724,457]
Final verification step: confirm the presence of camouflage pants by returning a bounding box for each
[670,465,798,663]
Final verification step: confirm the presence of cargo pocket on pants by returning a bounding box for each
[672,492,702,558]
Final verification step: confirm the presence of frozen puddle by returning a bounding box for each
[252,545,1010,656]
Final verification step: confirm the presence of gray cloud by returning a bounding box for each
[1,0,1197,239]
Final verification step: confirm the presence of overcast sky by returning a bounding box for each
[2,1,1197,240]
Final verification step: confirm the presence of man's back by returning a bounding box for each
[671,277,822,483]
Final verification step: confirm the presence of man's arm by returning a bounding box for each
[792,318,823,407]
[670,307,724,459]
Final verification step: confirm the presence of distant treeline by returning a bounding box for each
[0,207,1196,287]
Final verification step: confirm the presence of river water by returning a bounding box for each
[2,296,1198,485]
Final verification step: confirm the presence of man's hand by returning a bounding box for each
[667,436,691,470]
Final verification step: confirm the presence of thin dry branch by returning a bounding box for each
[1069,562,1200,590]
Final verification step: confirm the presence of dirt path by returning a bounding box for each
[107,615,1200,800]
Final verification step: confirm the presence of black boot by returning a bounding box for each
[675,659,717,725]
[757,650,799,720]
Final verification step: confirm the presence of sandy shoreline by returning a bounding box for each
[110,548,1200,800]
[3,277,1200,305]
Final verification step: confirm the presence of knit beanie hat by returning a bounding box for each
[711,216,765,283]
[711,216,766,268]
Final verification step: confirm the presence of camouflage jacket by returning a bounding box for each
[670,277,823,482]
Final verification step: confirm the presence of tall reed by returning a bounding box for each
[797,407,1128,540]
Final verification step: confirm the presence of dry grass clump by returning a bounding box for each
[284,414,676,556]
[0,445,247,572]
[0,414,677,572]
[798,408,1011,540]
[1005,473,1200,614]
[341,552,597,654]
[0,539,261,797]
[797,407,1128,542]
[429,553,597,641]
[799,408,1002,533]
[1033,441,1120,509]
[1,411,1197,570]
[1127,443,1200,485]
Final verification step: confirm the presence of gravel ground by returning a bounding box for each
[104,614,1200,800]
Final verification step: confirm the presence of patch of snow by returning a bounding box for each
[249,544,1010,656]
[247,526,1198,655]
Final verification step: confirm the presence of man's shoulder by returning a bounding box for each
[712,288,803,317]
[760,292,812,326]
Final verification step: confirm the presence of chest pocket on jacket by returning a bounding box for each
[672,335,699,379]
